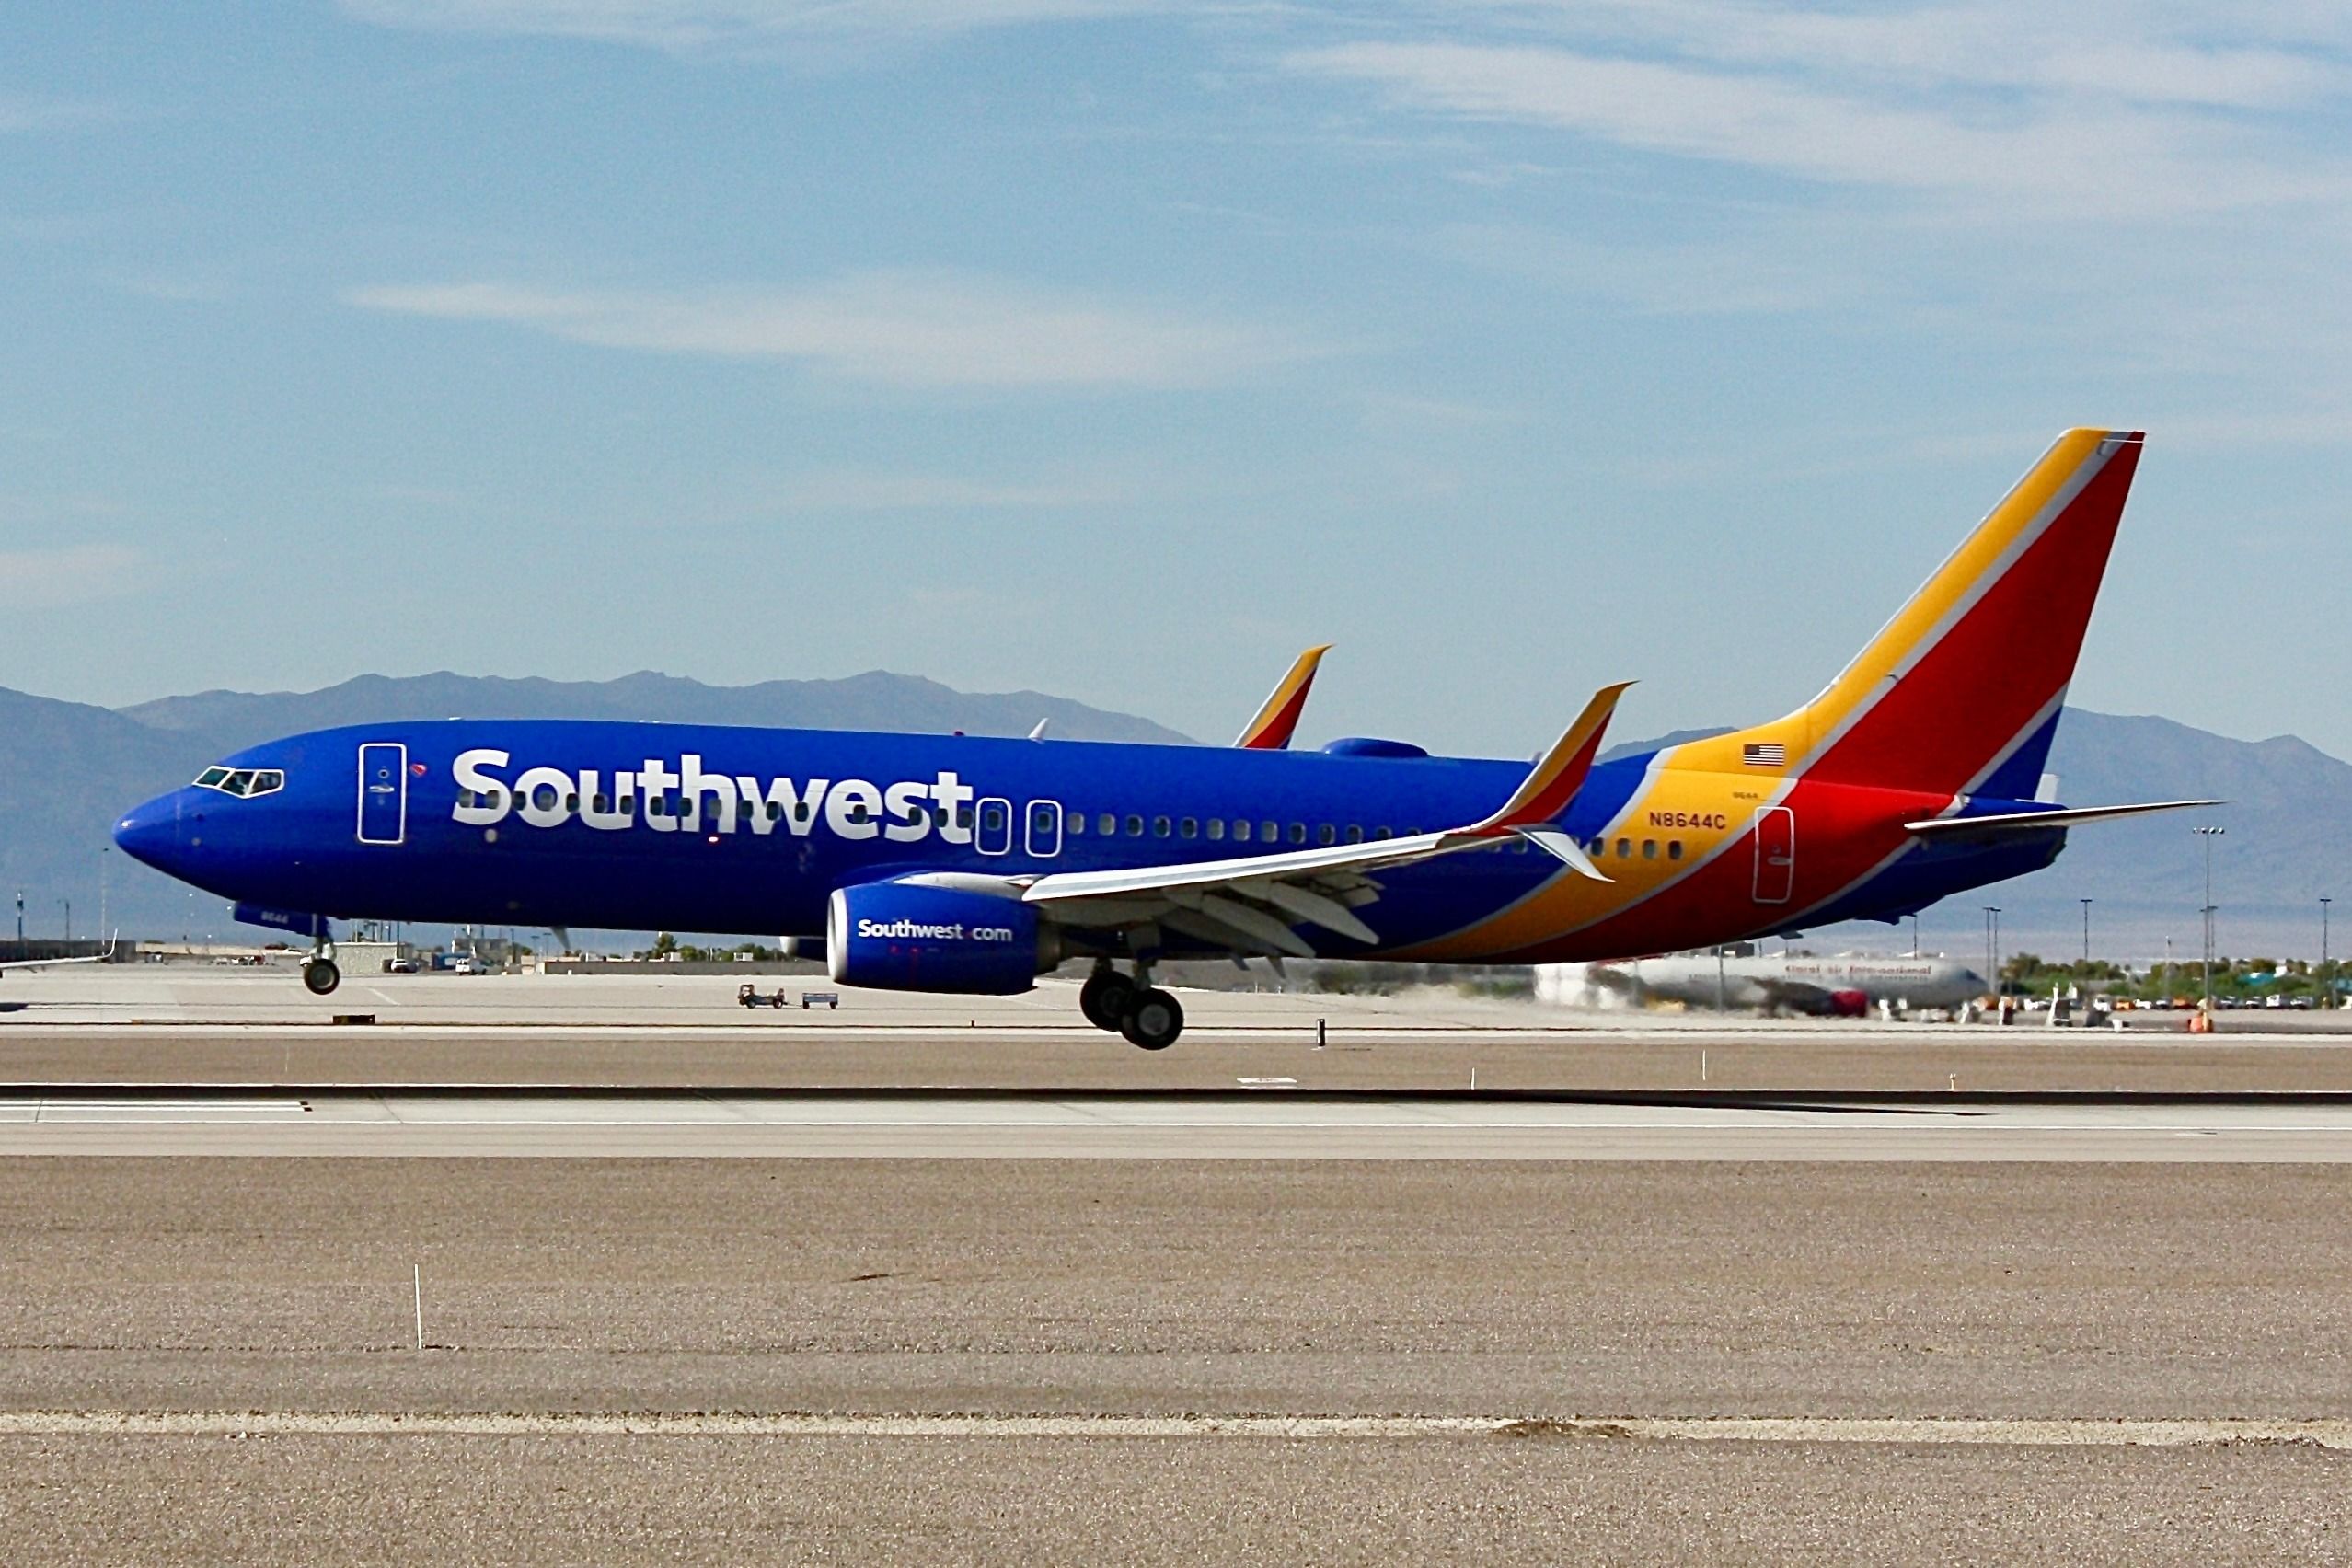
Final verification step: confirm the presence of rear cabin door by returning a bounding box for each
[357,743,409,845]
[1750,805,1794,905]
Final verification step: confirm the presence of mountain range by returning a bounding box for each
[2,672,2340,961]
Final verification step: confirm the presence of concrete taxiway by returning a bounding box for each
[3,1088,2351,1159]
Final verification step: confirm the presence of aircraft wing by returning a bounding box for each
[1905,800,2222,839]
[1018,684,1631,957]
[0,937,118,975]
[1232,645,1332,750]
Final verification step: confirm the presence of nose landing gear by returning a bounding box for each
[1079,960,1183,1051]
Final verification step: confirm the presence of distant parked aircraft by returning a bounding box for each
[116,429,2213,1050]
[1569,952,1988,1015]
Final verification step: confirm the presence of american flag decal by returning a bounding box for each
[1742,743,1787,767]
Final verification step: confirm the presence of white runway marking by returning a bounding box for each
[0,1412,2345,1448]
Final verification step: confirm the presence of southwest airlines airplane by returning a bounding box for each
[115,430,2210,1049]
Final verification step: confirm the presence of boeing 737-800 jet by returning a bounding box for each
[115,430,2211,1049]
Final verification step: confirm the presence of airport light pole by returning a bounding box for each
[1983,905,2001,999]
[2080,898,2093,966]
[2324,896,2335,1009]
[1909,914,1919,960]
[60,898,69,944]
[2196,825,2225,1012]
[13,891,20,945]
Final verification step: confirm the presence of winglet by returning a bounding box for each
[1468,682,1633,835]
[1234,644,1332,750]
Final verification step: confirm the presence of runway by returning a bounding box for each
[9,970,2351,1559]
[4,1153,2346,1562]
[3,1087,2350,1159]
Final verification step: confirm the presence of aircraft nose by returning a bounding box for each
[113,793,186,872]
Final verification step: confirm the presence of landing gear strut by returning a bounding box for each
[1080,960,1183,1051]
[302,938,340,997]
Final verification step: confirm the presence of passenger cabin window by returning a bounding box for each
[1261,821,1278,842]
[1067,813,1087,836]
[1616,838,1631,859]
[1233,820,1252,842]
[1668,840,1684,860]
[1346,825,1364,844]
[1206,819,1225,841]
[1180,817,1198,839]
[1153,815,1171,838]
[1317,824,1335,846]
[1098,813,1115,836]
[1124,814,1144,837]
[1643,839,1657,859]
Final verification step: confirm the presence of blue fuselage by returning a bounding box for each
[114,719,2062,962]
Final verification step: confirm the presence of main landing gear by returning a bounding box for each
[301,939,340,997]
[1080,961,1184,1051]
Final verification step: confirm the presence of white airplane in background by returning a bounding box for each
[1566,951,1988,1016]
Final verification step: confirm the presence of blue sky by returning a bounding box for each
[5,1,2348,759]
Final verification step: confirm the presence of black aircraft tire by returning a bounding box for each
[1079,973,1134,1032]
[1120,987,1183,1051]
[302,959,341,997]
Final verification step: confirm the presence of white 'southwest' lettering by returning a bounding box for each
[453,754,982,851]
[453,749,512,825]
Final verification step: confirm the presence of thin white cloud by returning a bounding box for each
[0,95,122,133]
[0,545,144,607]
[340,0,1159,51]
[346,271,1322,388]
[1548,1,2352,110]
[773,470,1132,509]
[1286,40,2332,215]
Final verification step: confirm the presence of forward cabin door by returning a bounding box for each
[1750,805,1794,905]
[357,743,409,845]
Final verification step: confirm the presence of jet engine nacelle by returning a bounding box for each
[825,881,1057,995]
[1827,988,1870,1018]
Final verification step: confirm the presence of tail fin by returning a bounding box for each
[1693,429,2142,798]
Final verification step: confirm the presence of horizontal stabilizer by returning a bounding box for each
[1905,800,2222,838]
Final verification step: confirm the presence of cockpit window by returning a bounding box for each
[193,767,285,799]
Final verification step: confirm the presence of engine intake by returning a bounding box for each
[826,881,1056,995]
